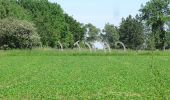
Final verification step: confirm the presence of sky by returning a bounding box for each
[49,0,149,29]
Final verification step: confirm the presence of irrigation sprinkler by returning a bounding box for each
[102,42,111,52]
[58,41,63,51]
[115,41,126,51]
[39,42,43,48]
[102,43,107,53]
[104,42,111,52]
[84,42,92,52]
[91,43,96,52]
[163,45,166,51]
[74,41,81,51]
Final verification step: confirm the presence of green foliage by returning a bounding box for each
[0,50,170,99]
[18,0,65,47]
[84,23,100,42]
[64,14,85,42]
[165,31,170,48]
[18,0,85,47]
[63,32,74,48]
[119,15,144,49]
[102,23,119,48]
[0,0,31,20]
[0,18,41,49]
[163,16,170,22]
[140,0,170,50]
[0,0,85,48]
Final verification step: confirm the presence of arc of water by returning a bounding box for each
[104,42,111,52]
[115,41,126,51]
[91,43,96,52]
[163,45,166,51]
[74,41,81,51]
[103,43,107,52]
[58,41,63,51]
[39,42,42,48]
[84,42,92,52]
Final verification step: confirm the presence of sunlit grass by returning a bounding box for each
[0,49,170,99]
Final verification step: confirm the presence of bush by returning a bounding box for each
[0,18,41,49]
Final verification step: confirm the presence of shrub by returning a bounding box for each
[0,18,41,49]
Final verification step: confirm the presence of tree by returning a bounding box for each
[119,15,144,49]
[18,0,66,47]
[63,32,74,48]
[140,0,170,50]
[84,23,100,42]
[17,0,85,48]
[0,18,41,49]
[64,14,85,42]
[101,23,119,48]
[0,0,31,20]
[0,0,86,49]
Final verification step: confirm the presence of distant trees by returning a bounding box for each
[0,18,41,49]
[119,15,144,49]
[101,23,119,48]
[140,0,170,50]
[84,23,100,42]
[0,0,170,50]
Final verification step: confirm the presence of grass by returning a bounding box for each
[0,49,170,99]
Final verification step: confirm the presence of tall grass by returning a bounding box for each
[0,48,170,56]
[148,50,168,99]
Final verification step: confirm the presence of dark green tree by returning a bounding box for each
[18,0,66,47]
[0,0,96,49]
[64,14,85,42]
[63,32,74,48]
[119,15,144,49]
[0,0,30,20]
[140,0,170,50]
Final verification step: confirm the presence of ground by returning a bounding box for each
[0,49,170,99]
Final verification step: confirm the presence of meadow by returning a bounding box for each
[0,49,170,99]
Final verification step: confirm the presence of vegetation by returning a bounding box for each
[0,50,170,99]
[119,15,144,50]
[0,0,170,50]
[0,0,170,99]
[0,18,41,49]
[140,0,170,50]
[101,23,119,48]
[0,0,85,49]
[84,23,100,42]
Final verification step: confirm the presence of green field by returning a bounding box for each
[0,50,170,99]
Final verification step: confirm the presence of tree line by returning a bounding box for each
[0,0,170,50]
[91,0,170,50]
[0,0,85,49]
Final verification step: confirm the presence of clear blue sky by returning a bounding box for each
[49,0,149,29]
